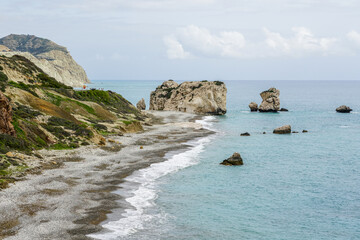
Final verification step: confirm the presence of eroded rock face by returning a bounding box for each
[249,102,258,112]
[259,88,280,112]
[220,152,243,166]
[273,125,291,134]
[0,34,90,87]
[136,98,146,110]
[0,91,15,136]
[336,105,352,113]
[149,80,227,115]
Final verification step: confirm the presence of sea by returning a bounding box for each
[88,80,360,240]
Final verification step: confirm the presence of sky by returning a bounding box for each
[1,0,360,81]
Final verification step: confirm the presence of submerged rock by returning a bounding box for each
[249,102,258,112]
[220,152,243,166]
[0,91,15,136]
[292,131,299,133]
[136,98,146,110]
[240,132,250,136]
[259,88,280,112]
[149,80,227,115]
[336,105,352,113]
[302,130,308,133]
[273,125,291,134]
[280,108,288,112]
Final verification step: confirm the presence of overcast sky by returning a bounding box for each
[1,0,360,80]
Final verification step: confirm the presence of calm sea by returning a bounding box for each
[89,80,360,240]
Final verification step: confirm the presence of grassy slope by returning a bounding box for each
[0,55,144,187]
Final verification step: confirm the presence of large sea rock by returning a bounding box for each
[0,34,90,87]
[149,80,227,115]
[0,91,15,136]
[259,88,280,112]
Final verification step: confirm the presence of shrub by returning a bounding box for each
[37,73,72,89]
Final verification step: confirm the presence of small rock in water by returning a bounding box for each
[302,130,308,133]
[136,98,146,110]
[240,132,250,136]
[336,105,352,113]
[273,125,291,134]
[280,108,289,112]
[220,152,243,166]
[292,131,299,133]
[263,132,266,134]
[248,102,258,112]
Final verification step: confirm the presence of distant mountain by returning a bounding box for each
[0,34,67,55]
[0,34,90,87]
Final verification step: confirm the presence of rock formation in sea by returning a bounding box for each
[259,88,280,112]
[0,91,15,136]
[136,98,146,110]
[149,80,227,115]
[0,34,90,87]
[220,152,244,166]
[240,132,250,136]
[336,105,352,113]
[273,125,291,134]
[279,108,288,112]
[249,102,258,112]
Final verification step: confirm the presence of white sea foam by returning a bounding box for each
[89,116,215,239]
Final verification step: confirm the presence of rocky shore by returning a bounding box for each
[0,111,213,240]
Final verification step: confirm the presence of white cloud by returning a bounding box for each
[347,31,360,46]
[264,27,338,56]
[164,26,340,59]
[165,25,247,59]
[163,36,191,59]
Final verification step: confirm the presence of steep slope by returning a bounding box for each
[0,34,90,87]
[0,55,146,187]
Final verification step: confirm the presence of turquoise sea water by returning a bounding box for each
[90,80,360,240]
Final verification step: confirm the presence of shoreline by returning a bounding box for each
[0,111,214,240]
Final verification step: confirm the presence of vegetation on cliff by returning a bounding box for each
[0,54,145,188]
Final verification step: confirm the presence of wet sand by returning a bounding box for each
[0,111,213,240]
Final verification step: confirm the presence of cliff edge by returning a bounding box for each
[0,34,90,87]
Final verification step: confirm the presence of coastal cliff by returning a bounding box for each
[150,80,227,115]
[0,34,90,87]
[0,54,145,188]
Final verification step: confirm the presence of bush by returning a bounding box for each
[37,73,72,89]
[0,134,30,154]
[0,71,8,82]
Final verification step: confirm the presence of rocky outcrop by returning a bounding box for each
[279,108,288,112]
[273,125,291,134]
[0,34,90,87]
[336,105,352,113]
[149,80,227,115]
[240,132,250,136]
[259,88,280,112]
[220,152,243,166]
[0,45,10,52]
[249,102,258,112]
[136,98,146,110]
[0,91,15,136]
